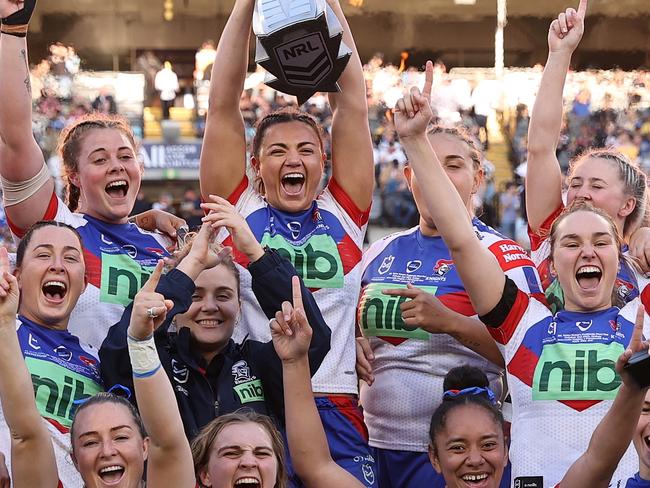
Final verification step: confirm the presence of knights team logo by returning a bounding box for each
[231,360,253,385]
[433,259,454,277]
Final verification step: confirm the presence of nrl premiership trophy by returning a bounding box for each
[253,0,352,104]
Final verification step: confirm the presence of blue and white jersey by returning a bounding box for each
[17,315,102,430]
[609,474,650,488]
[358,220,543,452]
[7,192,171,349]
[488,284,650,487]
[223,176,369,394]
[0,316,103,488]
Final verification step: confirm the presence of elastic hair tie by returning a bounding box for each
[443,386,497,405]
[71,384,133,407]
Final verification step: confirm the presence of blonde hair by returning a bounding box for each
[568,149,647,237]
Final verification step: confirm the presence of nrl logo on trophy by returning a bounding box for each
[253,0,352,104]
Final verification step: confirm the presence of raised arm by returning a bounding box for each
[526,0,588,232]
[326,0,373,210]
[199,0,254,200]
[272,277,362,488]
[127,261,194,488]
[560,305,649,488]
[395,63,505,316]
[0,1,55,230]
[0,248,57,488]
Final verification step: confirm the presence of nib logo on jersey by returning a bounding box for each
[100,253,155,306]
[358,282,435,344]
[231,360,266,404]
[262,233,344,289]
[532,342,624,405]
[26,357,103,428]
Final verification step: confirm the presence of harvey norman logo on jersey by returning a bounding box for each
[488,241,535,271]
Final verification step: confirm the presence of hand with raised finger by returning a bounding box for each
[0,248,19,324]
[271,276,313,363]
[355,336,374,386]
[128,261,174,340]
[629,226,650,275]
[392,60,434,140]
[617,305,650,391]
[383,283,454,334]
[548,0,588,54]
[201,195,264,262]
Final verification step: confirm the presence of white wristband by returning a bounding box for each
[127,333,161,378]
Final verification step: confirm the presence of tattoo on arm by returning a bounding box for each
[20,49,31,96]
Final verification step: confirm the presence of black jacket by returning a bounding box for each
[99,249,331,440]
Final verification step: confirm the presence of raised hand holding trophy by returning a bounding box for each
[253,0,352,104]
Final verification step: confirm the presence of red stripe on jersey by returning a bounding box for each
[641,285,650,313]
[222,236,251,269]
[558,399,600,412]
[327,177,370,228]
[488,291,530,345]
[46,417,70,434]
[508,344,538,387]
[7,191,59,238]
[338,233,362,275]
[224,175,249,206]
[83,248,102,288]
[488,240,536,271]
[438,291,476,316]
[528,205,563,252]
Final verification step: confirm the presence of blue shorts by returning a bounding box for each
[286,395,377,488]
[374,447,512,488]
[374,448,445,488]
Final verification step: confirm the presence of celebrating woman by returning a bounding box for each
[525,0,649,312]
[391,58,645,485]
[0,0,184,350]
[199,0,375,482]
[356,121,542,487]
[101,210,330,441]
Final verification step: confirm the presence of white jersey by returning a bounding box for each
[7,192,171,349]
[223,177,368,394]
[358,221,543,451]
[0,316,103,487]
[487,281,649,487]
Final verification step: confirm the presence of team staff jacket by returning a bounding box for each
[482,277,650,487]
[99,249,331,440]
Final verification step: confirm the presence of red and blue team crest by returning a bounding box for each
[433,259,454,277]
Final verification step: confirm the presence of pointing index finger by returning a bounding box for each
[577,0,588,19]
[291,276,304,312]
[422,60,434,102]
[0,248,9,275]
[630,304,646,352]
[382,287,420,298]
[141,260,164,293]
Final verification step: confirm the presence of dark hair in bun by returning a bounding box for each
[429,365,504,452]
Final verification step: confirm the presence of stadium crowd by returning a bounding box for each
[1,0,650,487]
